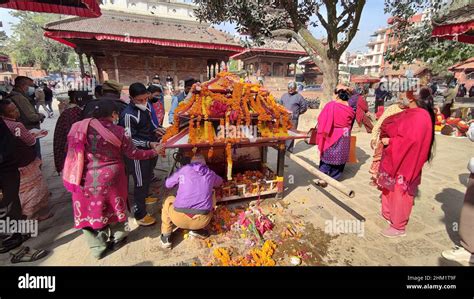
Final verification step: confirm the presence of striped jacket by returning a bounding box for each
[119,103,157,149]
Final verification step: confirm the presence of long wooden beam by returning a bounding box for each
[286,152,355,198]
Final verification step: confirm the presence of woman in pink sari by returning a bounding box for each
[63,100,163,259]
[377,87,435,238]
[316,89,356,180]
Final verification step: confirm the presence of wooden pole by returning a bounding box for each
[77,52,85,77]
[286,152,355,198]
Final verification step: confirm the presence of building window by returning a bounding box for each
[467,72,474,80]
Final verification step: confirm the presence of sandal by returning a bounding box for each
[0,234,30,254]
[10,246,48,264]
[315,179,328,188]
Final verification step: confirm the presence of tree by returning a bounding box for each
[194,0,366,103]
[5,11,75,73]
[0,30,7,54]
[384,0,474,76]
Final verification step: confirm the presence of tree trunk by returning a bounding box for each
[320,58,339,107]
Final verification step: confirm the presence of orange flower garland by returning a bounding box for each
[225,142,233,181]
[161,72,293,169]
[188,116,197,145]
[212,240,277,266]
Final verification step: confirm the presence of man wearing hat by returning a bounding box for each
[82,80,127,118]
[168,78,196,125]
[279,81,308,153]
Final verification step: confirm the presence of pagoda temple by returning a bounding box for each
[43,0,243,86]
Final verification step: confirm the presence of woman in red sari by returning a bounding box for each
[63,100,163,259]
[377,87,435,238]
[316,89,356,180]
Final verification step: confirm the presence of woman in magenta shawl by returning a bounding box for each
[377,87,435,238]
[316,89,355,180]
[63,100,162,259]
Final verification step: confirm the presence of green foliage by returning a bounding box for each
[5,11,75,72]
[228,59,239,72]
[0,30,7,55]
[384,0,474,75]
[193,0,366,102]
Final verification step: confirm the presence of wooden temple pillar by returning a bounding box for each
[85,54,93,75]
[77,51,85,77]
[112,52,120,82]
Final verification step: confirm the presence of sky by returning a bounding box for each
[0,0,390,53]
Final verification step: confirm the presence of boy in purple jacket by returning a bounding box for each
[160,154,223,248]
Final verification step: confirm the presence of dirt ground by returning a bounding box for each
[1,98,472,266]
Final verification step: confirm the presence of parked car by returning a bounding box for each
[304,84,323,91]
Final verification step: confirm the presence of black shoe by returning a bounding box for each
[160,234,172,249]
[108,237,128,251]
[189,229,210,239]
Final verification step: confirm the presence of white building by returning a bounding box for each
[100,0,196,20]
[363,27,387,77]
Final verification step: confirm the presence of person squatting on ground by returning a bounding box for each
[160,154,223,249]
[63,100,163,259]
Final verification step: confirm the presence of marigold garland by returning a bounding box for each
[161,72,294,180]
[213,240,277,266]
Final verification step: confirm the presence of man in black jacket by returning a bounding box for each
[119,83,160,227]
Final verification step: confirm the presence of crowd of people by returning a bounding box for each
[0,74,219,261]
[0,73,473,264]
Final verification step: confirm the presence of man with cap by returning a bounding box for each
[279,81,308,153]
[168,78,196,125]
[82,80,127,118]
[119,82,161,226]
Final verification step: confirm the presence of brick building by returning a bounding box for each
[231,39,306,97]
[43,1,243,87]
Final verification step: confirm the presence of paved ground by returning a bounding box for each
[1,99,472,266]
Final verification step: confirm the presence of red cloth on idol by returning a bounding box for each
[316,100,355,154]
[377,108,433,196]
